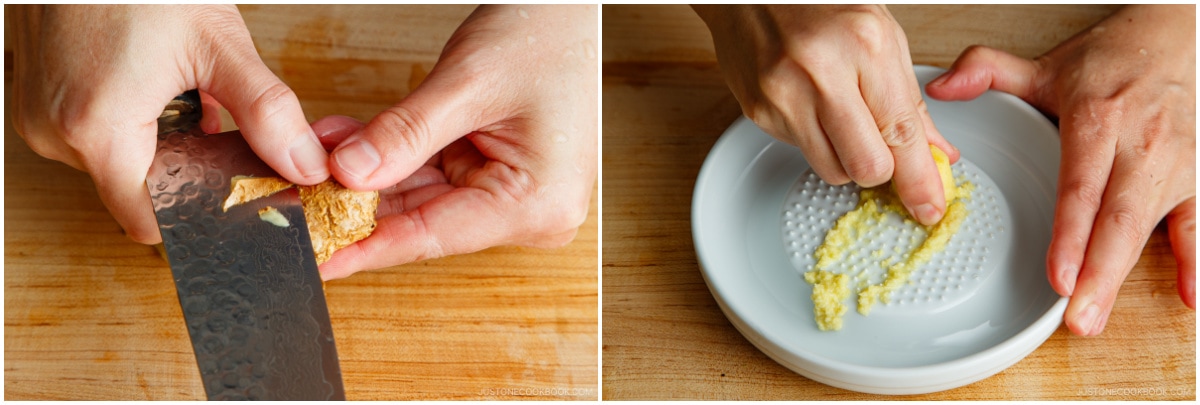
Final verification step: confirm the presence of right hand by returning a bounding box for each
[925,4,1196,334]
[12,5,328,244]
[693,4,959,225]
[317,5,597,279]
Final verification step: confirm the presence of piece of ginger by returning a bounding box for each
[805,145,973,330]
[224,176,378,264]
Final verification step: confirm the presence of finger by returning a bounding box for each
[388,165,449,196]
[310,115,365,151]
[1045,107,1118,301]
[318,187,518,280]
[15,129,87,172]
[11,109,87,172]
[916,98,961,164]
[1065,154,1161,336]
[440,137,489,186]
[925,45,1046,111]
[860,65,946,226]
[198,90,223,134]
[376,182,457,218]
[885,23,958,165]
[197,40,329,186]
[520,227,580,249]
[79,121,163,244]
[329,62,498,191]
[810,75,893,187]
[1168,197,1197,309]
[757,66,850,185]
[780,108,852,186]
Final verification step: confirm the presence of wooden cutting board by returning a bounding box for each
[601,4,1195,400]
[4,5,598,400]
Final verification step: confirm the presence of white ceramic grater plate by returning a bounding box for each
[692,65,1068,395]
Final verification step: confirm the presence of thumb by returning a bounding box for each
[1168,197,1196,310]
[329,67,490,191]
[925,45,1045,110]
[199,44,329,185]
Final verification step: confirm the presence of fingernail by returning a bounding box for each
[1090,311,1110,336]
[290,136,329,180]
[1184,276,1196,309]
[333,139,381,182]
[926,69,955,87]
[1076,303,1100,336]
[929,72,951,87]
[912,203,943,226]
[1060,263,1079,297]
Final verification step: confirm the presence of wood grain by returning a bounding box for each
[601,4,1194,400]
[5,5,597,400]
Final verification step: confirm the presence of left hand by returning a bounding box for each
[693,4,960,226]
[926,4,1195,335]
[11,5,328,245]
[316,5,597,280]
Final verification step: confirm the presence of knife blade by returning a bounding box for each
[148,90,345,400]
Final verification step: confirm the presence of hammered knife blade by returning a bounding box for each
[147,90,344,400]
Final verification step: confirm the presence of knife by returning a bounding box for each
[148,90,345,400]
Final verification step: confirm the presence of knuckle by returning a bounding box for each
[743,85,778,126]
[543,229,580,249]
[559,192,592,230]
[373,106,434,155]
[246,81,300,126]
[15,118,58,159]
[759,62,793,94]
[811,162,851,186]
[744,105,773,129]
[1071,97,1126,138]
[960,44,995,63]
[842,9,893,55]
[525,180,592,245]
[1124,107,1187,160]
[543,200,586,234]
[757,63,804,110]
[1139,112,1172,147]
[396,207,445,262]
[843,151,893,186]
[1090,97,1126,120]
[549,196,589,232]
[878,115,923,148]
[1106,204,1150,246]
[422,239,447,263]
[789,136,851,185]
[12,111,32,139]
[1060,177,1106,207]
[53,103,92,142]
[44,105,100,159]
[22,135,64,161]
[519,230,577,250]
[786,43,831,71]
